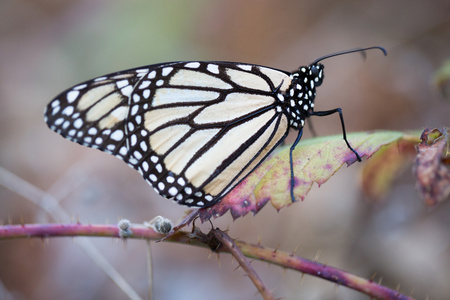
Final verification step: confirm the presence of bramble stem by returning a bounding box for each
[0,223,415,300]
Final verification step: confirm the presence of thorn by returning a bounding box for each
[300,273,305,286]
[370,272,377,281]
[334,283,340,295]
[273,243,281,253]
[396,283,401,291]
[378,276,383,285]
[20,215,24,226]
[216,253,220,268]
[290,244,299,256]
[257,234,261,246]
[282,267,287,278]
[314,249,321,261]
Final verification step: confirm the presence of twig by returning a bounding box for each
[210,228,275,300]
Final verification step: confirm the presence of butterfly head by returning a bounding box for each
[308,63,324,87]
[290,63,324,101]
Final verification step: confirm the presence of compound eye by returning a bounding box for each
[310,65,319,77]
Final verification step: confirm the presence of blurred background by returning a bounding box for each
[0,1,449,299]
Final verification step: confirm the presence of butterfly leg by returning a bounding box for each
[309,108,362,162]
[290,127,304,202]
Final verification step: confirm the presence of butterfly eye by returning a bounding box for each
[310,65,319,77]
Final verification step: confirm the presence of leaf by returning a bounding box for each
[198,130,410,221]
[414,128,450,207]
[361,132,419,200]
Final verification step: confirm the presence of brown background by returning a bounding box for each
[0,1,449,299]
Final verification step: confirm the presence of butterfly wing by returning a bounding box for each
[45,61,292,207]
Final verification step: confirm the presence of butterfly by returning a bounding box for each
[44,46,386,208]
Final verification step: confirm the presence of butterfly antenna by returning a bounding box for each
[311,46,387,65]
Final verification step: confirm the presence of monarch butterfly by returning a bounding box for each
[44,46,386,208]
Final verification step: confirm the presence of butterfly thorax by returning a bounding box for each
[283,63,324,129]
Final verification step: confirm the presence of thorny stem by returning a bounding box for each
[210,228,275,300]
[0,223,415,300]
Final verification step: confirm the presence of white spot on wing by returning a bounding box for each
[94,76,107,82]
[162,67,174,76]
[131,134,137,146]
[140,141,148,151]
[88,128,97,135]
[133,150,142,159]
[51,106,60,115]
[237,64,252,71]
[111,130,124,141]
[177,177,186,186]
[67,91,79,103]
[130,105,139,116]
[62,106,74,116]
[116,80,129,89]
[73,119,83,129]
[117,146,126,155]
[74,84,87,90]
[207,64,219,74]
[139,81,150,89]
[185,62,200,68]
[168,187,178,196]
